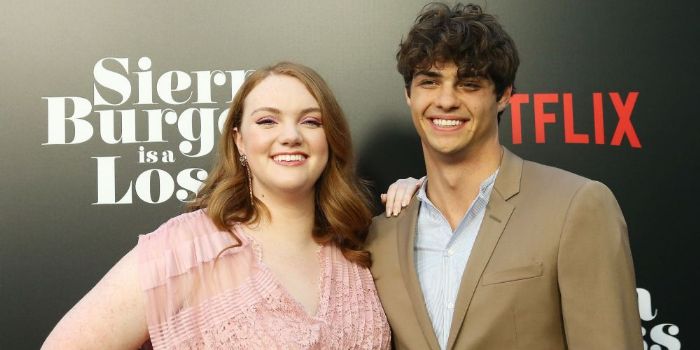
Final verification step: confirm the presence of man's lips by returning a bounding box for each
[427,116,468,128]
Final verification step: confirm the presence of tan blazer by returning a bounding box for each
[367,148,642,350]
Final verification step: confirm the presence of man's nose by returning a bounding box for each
[436,86,459,110]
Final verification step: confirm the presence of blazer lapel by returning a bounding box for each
[446,148,523,349]
[397,197,441,350]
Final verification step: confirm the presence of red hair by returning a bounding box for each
[189,62,373,267]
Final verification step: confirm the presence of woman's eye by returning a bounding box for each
[302,117,322,127]
[255,117,276,125]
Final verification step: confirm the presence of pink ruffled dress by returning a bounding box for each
[136,210,391,349]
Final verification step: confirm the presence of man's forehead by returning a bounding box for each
[415,61,456,73]
[412,65,486,81]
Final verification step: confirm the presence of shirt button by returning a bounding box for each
[447,248,455,256]
[448,303,455,309]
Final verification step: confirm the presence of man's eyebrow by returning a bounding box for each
[250,107,281,114]
[413,70,441,78]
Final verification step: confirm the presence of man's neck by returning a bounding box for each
[423,144,502,230]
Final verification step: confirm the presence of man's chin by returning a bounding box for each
[425,141,469,156]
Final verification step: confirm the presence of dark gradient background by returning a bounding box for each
[1,1,696,348]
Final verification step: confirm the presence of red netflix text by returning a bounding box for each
[508,92,641,148]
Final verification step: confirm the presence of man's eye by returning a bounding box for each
[460,81,480,89]
[419,80,437,86]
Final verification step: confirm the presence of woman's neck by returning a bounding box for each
[248,190,317,247]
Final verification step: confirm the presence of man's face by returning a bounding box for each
[406,61,510,161]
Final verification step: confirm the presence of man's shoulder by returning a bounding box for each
[366,208,411,252]
[522,158,587,180]
[368,213,396,239]
[519,158,593,192]
[370,212,397,228]
[515,157,618,207]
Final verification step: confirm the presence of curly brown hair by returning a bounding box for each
[189,62,373,267]
[397,2,519,105]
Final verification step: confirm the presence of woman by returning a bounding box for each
[42,62,405,349]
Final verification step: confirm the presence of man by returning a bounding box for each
[367,3,642,349]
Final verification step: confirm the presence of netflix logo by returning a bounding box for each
[507,92,641,148]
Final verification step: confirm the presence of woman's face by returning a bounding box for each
[235,75,329,199]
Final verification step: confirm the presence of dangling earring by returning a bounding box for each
[239,154,254,203]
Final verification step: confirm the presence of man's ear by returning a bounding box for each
[233,127,244,155]
[497,86,513,113]
[404,87,411,106]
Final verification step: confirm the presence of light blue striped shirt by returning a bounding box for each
[415,170,498,350]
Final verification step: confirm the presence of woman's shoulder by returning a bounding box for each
[138,209,229,253]
[135,210,244,290]
[146,209,215,234]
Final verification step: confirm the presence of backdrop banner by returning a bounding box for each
[1,1,696,349]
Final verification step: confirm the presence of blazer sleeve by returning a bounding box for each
[557,181,643,349]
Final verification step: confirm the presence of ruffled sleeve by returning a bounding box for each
[136,210,258,349]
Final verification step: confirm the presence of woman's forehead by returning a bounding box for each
[243,75,319,113]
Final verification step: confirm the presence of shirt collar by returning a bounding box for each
[417,169,500,206]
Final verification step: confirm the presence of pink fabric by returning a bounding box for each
[136,210,391,349]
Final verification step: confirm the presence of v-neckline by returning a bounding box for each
[236,225,328,319]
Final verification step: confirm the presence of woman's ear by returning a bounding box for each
[233,127,244,155]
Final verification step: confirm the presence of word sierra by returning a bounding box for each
[43,57,248,158]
